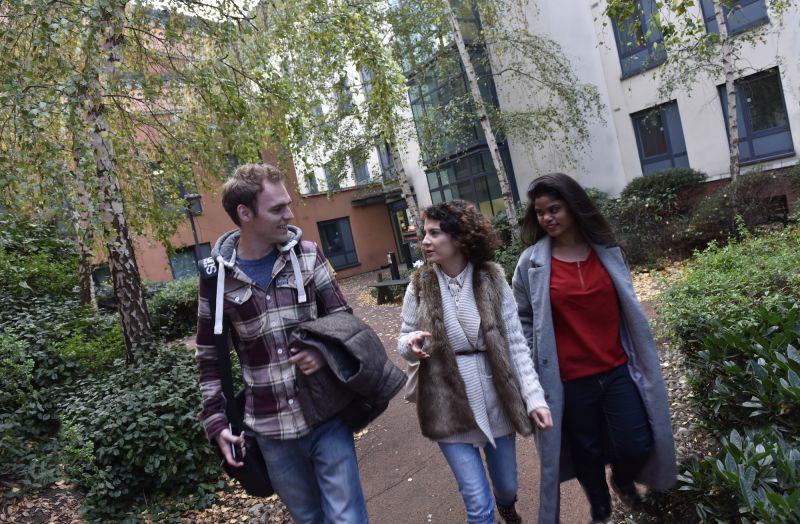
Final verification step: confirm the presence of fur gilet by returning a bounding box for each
[411,262,534,440]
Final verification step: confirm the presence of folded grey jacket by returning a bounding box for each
[289,311,407,431]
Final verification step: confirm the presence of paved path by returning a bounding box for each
[339,271,590,524]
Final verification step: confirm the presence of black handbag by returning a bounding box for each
[204,261,274,497]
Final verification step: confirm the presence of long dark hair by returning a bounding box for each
[520,173,616,246]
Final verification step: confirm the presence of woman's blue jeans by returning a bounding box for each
[438,434,518,524]
[255,418,368,524]
[562,364,653,511]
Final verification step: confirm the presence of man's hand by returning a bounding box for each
[289,347,327,375]
[406,331,432,359]
[215,427,245,467]
[530,407,553,431]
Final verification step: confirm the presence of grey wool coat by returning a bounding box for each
[512,236,677,524]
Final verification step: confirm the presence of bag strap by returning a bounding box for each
[198,257,243,434]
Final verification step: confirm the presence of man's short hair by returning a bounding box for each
[221,163,286,225]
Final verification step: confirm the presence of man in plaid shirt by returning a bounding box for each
[195,163,369,523]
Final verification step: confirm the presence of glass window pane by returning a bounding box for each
[635,111,668,158]
[427,171,440,189]
[318,219,358,269]
[742,73,789,132]
[663,104,687,155]
[725,0,768,33]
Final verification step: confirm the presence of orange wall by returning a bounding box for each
[290,188,398,279]
[133,155,397,282]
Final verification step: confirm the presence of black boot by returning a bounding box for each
[496,499,523,524]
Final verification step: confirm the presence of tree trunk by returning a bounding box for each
[73,162,97,309]
[86,0,154,363]
[389,144,422,232]
[714,0,740,181]
[69,109,97,309]
[444,0,520,240]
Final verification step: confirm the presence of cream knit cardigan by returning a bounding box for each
[398,263,547,446]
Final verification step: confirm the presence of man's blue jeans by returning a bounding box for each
[439,434,518,524]
[255,418,368,524]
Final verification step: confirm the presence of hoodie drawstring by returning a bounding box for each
[288,249,307,303]
[214,255,226,335]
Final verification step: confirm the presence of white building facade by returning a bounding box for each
[402,0,800,204]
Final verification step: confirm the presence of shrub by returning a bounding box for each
[604,168,706,265]
[56,312,125,374]
[494,238,525,283]
[0,333,61,489]
[653,428,800,523]
[687,300,800,432]
[686,169,800,249]
[149,277,199,340]
[656,225,800,351]
[619,167,706,206]
[0,216,78,300]
[59,344,220,522]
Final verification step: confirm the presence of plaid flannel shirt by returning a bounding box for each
[196,239,349,441]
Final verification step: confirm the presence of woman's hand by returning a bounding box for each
[407,331,432,359]
[530,407,553,431]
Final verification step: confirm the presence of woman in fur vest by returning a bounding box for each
[513,173,676,524]
[398,200,552,524]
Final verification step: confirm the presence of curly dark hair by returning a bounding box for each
[422,200,500,264]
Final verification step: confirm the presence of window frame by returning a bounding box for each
[718,68,795,165]
[610,0,667,78]
[630,101,690,175]
[700,0,769,36]
[317,217,359,270]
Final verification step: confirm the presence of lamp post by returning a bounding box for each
[184,192,203,272]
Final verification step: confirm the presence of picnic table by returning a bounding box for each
[371,277,410,305]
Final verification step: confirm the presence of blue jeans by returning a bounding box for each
[563,364,652,511]
[255,418,368,524]
[439,434,518,524]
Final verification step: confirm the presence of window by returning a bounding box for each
[407,45,497,162]
[359,67,373,99]
[611,0,666,77]
[318,218,358,269]
[700,0,768,36]
[377,142,396,180]
[324,165,340,190]
[718,69,794,164]
[304,174,319,194]
[426,149,507,217]
[169,243,211,279]
[351,158,371,185]
[336,76,355,114]
[631,101,689,174]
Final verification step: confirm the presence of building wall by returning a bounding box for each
[491,0,627,196]
[415,0,800,200]
[132,152,397,282]
[290,188,398,279]
[587,0,800,188]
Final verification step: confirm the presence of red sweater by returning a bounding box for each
[550,250,628,382]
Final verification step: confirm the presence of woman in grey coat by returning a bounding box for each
[399,200,553,524]
[512,174,676,524]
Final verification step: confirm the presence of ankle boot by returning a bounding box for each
[496,501,523,524]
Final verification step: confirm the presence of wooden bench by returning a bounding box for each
[371,278,410,305]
